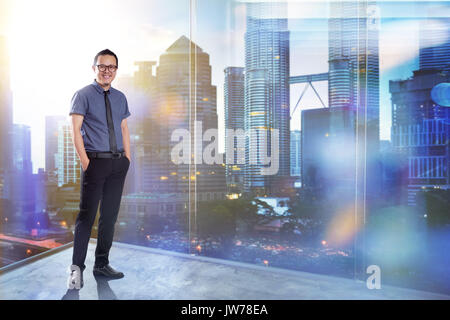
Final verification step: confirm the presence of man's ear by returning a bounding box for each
[92,65,96,72]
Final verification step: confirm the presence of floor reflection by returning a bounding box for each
[61,289,80,300]
[60,276,120,300]
[94,275,119,300]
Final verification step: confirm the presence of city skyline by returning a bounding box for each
[1,0,449,172]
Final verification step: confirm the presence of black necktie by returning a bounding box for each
[104,90,118,153]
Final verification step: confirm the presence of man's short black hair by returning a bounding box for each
[93,49,118,67]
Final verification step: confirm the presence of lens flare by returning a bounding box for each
[324,206,362,247]
[431,83,450,107]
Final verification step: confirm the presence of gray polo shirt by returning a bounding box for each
[69,80,130,152]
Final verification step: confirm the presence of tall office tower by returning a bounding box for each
[244,2,290,195]
[328,1,380,202]
[390,70,450,205]
[0,36,13,197]
[56,120,80,187]
[133,61,157,91]
[301,109,330,195]
[328,2,380,274]
[389,12,450,206]
[144,36,226,200]
[419,16,450,72]
[224,67,245,192]
[117,61,157,195]
[32,168,47,214]
[301,106,357,197]
[328,1,380,115]
[12,124,32,175]
[290,130,301,177]
[45,115,66,175]
[4,124,35,214]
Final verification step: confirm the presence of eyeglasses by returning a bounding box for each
[96,64,118,72]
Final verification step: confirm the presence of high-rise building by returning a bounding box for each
[390,69,450,205]
[328,0,380,204]
[328,1,380,116]
[143,36,226,200]
[290,130,301,177]
[133,61,157,91]
[244,2,290,195]
[301,108,330,195]
[45,115,66,175]
[4,124,35,214]
[389,13,450,206]
[32,168,47,214]
[56,120,81,187]
[301,107,356,200]
[0,36,13,198]
[116,61,157,195]
[419,17,450,72]
[12,124,32,175]
[224,67,245,192]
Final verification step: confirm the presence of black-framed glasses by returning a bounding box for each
[96,64,118,72]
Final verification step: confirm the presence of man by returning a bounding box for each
[67,49,131,289]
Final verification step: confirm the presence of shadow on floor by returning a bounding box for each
[61,275,121,300]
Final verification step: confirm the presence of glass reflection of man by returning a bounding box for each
[67,49,131,289]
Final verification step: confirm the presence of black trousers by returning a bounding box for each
[72,156,130,270]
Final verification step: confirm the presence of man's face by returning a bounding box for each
[93,54,117,89]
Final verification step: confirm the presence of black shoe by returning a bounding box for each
[93,264,124,279]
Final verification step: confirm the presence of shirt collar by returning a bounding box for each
[91,79,111,94]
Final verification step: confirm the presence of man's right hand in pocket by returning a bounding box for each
[82,159,90,171]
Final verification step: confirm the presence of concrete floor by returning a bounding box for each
[0,240,449,300]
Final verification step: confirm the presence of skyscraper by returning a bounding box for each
[45,115,66,175]
[389,69,450,205]
[301,108,330,195]
[0,36,13,198]
[133,61,157,91]
[116,61,157,195]
[390,13,450,205]
[328,0,380,202]
[301,105,357,202]
[56,120,80,187]
[244,2,290,195]
[325,2,381,273]
[290,130,301,177]
[224,67,245,192]
[419,16,450,72]
[4,124,35,214]
[390,70,450,205]
[329,1,380,117]
[144,36,226,200]
[12,124,32,175]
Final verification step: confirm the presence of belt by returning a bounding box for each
[87,151,125,159]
